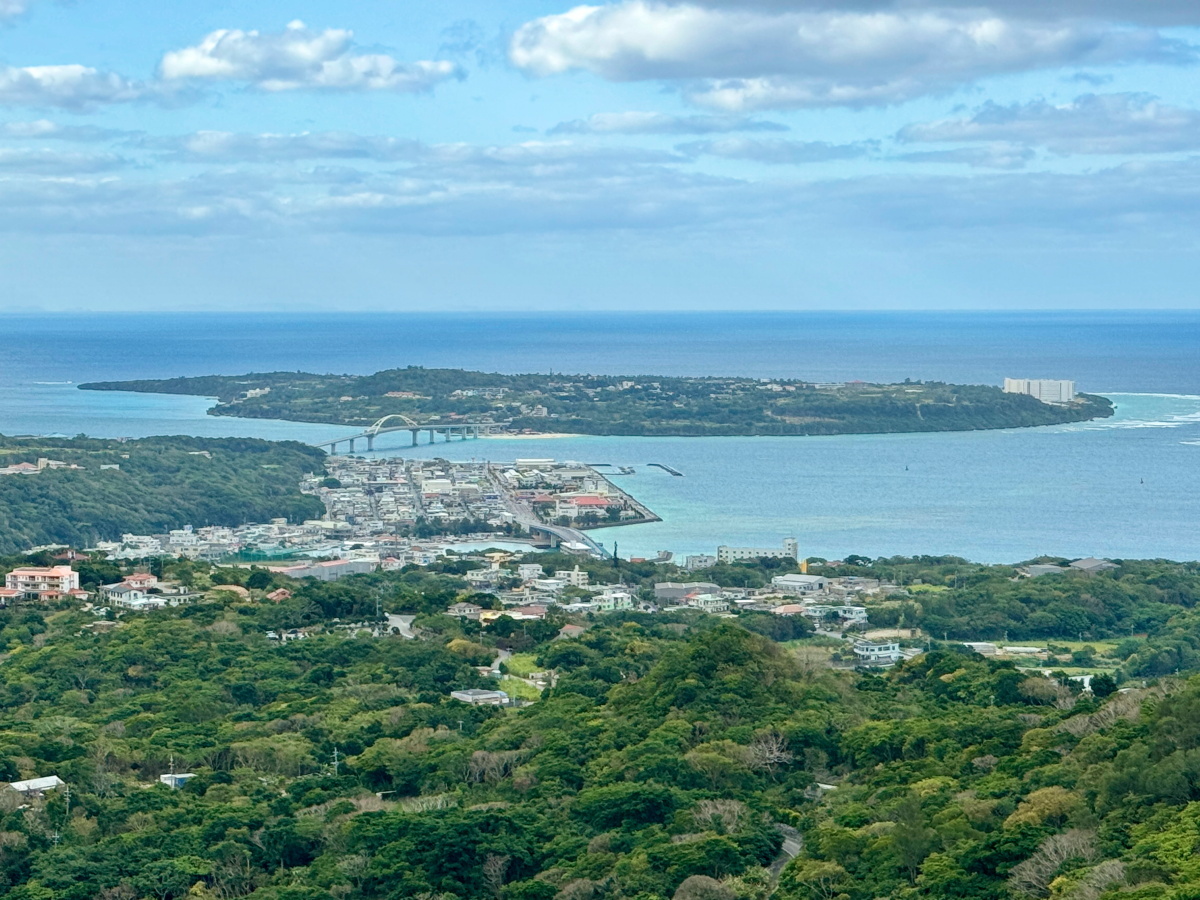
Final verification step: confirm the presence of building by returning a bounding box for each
[446,601,483,619]
[771,574,829,594]
[5,566,83,601]
[517,564,545,581]
[554,566,590,588]
[1022,564,1067,578]
[1003,378,1077,404]
[852,640,904,666]
[1070,557,1119,575]
[681,593,729,613]
[451,689,509,706]
[159,773,196,789]
[655,581,721,602]
[6,775,65,797]
[683,554,717,571]
[103,583,150,607]
[268,558,378,582]
[716,538,799,563]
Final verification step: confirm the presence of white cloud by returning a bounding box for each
[510,2,1192,109]
[0,64,146,110]
[679,136,870,163]
[550,110,787,134]
[0,0,30,20]
[157,131,424,162]
[686,1,1200,27]
[0,120,131,141]
[893,143,1035,169]
[160,20,460,92]
[899,94,1200,155]
[0,147,126,173]
[152,132,679,174]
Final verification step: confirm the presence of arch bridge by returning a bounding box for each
[314,415,501,454]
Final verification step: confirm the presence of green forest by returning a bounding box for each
[1,552,1200,899]
[79,369,1114,437]
[0,436,326,553]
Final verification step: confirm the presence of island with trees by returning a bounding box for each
[0,435,326,554]
[0,548,1199,899]
[80,368,1115,437]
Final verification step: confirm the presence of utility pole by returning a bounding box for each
[332,747,340,776]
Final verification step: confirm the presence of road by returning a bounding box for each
[769,824,803,879]
[386,614,415,639]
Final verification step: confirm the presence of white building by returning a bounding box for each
[681,593,729,613]
[6,775,65,797]
[771,574,829,594]
[1003,379,1076,404]
[716,538,799,563]
[852,640,904,666]
[517,564,545,581]
[451,689,509,706]
[684,554,717,571]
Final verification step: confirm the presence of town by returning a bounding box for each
[86,456,658,564]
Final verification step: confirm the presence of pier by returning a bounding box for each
[648,463,684,476]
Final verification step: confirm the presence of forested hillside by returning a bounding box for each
[0,436,325,553]
[0,554,1199,900]
[79,369,1114,437]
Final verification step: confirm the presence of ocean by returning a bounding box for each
[1,311,1199,562]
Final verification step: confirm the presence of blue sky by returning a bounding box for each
[2,0,1200,311]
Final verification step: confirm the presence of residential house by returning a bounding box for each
[655,581,720,603]
[852,640,904,666]
[5,566,85,601]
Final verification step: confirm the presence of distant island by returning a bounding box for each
[80,368,1115,437]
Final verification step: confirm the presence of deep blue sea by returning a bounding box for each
[2,311,1199,563]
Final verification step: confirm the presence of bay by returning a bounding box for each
[1,312,1198,562]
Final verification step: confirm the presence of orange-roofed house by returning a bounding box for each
[5,566,81,601]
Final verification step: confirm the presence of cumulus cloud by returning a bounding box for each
[679,136,870,163]
[550,110,787,134]
[685,0,1200,27]
[899,94,1200,155]
[0,64,147,110]
[160,20,461,92]
[893,143,1035,169]
[510,2,1192,109]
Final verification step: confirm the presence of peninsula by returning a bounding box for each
[80,368,1114,437]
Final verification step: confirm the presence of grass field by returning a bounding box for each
[499,676,542,701]
[503,652,541,677]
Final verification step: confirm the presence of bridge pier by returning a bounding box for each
[348,438,356,454]
[366,435,375,452]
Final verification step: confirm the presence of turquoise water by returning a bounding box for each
[1,313,1199,562]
